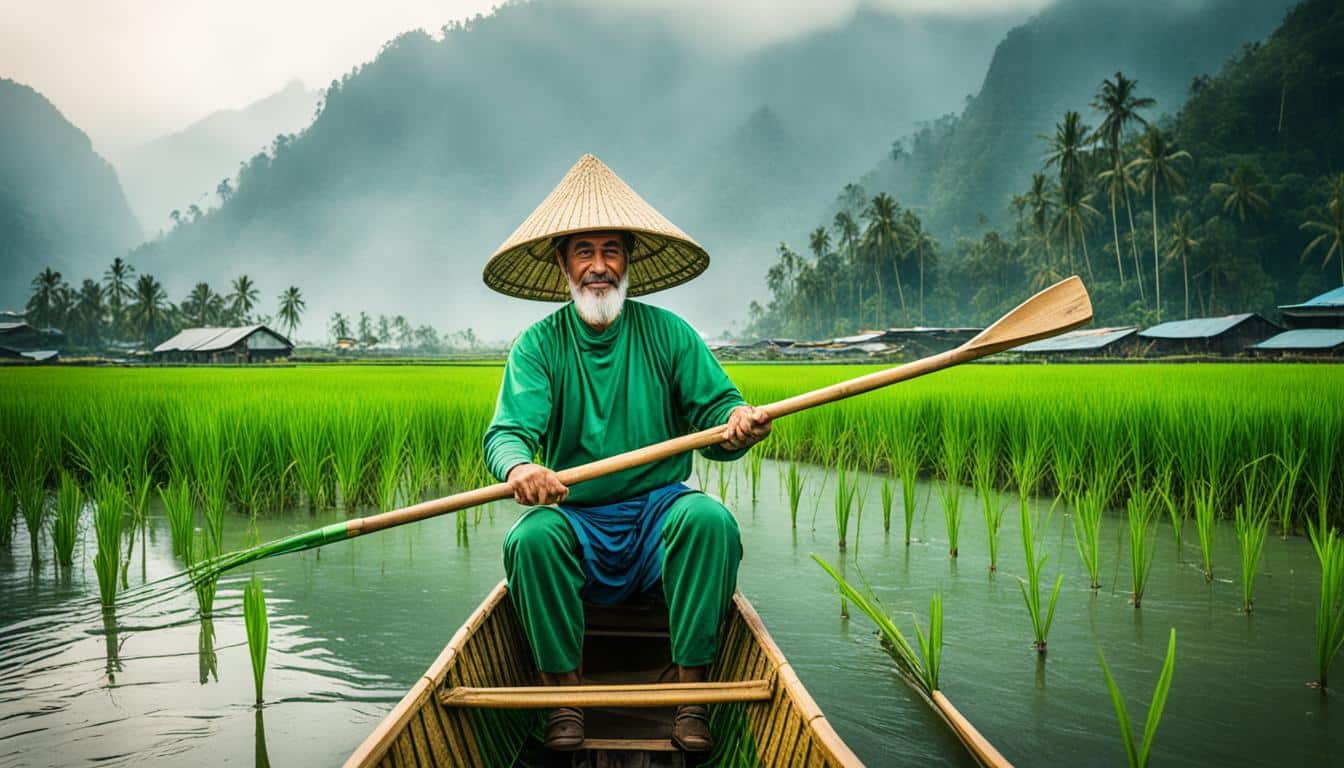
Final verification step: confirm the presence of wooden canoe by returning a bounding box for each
[345,580,863,767]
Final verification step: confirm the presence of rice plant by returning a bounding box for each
[52,473,82,567]
[972,414,1005,572]
[746,446,764,502]
[880,478,894,534]
[1098,628,1177,768]
[375,416,408,511]
[403,417,435,503]
[287,414,329,509]
[1018,502,1062,654]
[785,462,804,529]
[0,485,14,547]
[1308,523,1344,689]
[1072,485,1105,590]
[161,479,196,561]
[1154,460,1184,559]
[92,477,126,606]
[1234,503,1270,614]
[1191,481,1217,583]
[1272,448,1306,538]
[244,576,270,706]
[885,409,922,547]
[833,457,857,550]
[331,409,374,507]
[1127,484,1158,608]
[936,412,969,558]
[229,412,269,515]
[715,461,731,503]
[813,555,942,694]
[1305,412,1338,536]
[16,458,48,562]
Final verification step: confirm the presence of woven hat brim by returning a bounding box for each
[483,229,710,302]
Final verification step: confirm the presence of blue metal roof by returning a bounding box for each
[1139,313,1262,339]
[1017,327,1137,352]
[1280,285,1344,310]
[1249,329,1344,350]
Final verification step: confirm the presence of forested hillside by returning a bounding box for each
[0,79,141,311]
[749,0,1343,338]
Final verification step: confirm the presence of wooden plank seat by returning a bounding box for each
[438,679,774,708]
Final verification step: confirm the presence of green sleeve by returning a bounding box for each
[667,317,749,462]
[483,332,551,482]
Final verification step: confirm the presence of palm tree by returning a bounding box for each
[902,210,935,322]
[1166,212,1200,319]
[26,268,66,329]
[329,312,351,341]
[1126,127,1190,321]
[277,286,305,341]
[1042,111,1093,187]
[808,227,837,321]
[1097,163,1139,292]
[102,257,136,335]
[1092,72,1154,289]
[861,193,906,326]
[832,211,860,322]
[73,279,106,347]
[1052,174,1101,282]
[1210,164,1271,223]
[184,282,223,327]
[393,315,412,348]
[1022,173,1057,266]
[129,274,169,345]
[228,275,259,322]
[1301,173,1344,284]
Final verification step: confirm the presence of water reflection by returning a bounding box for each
[198,617,218,684]
[255,708,271,768]
[101,607,123,683]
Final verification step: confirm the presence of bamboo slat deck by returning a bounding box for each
[344,581,863,767]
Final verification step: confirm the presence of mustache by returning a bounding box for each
[581,273,617,287]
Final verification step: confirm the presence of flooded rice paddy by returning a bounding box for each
[1,461,1340,767]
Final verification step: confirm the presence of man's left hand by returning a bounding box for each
[721,405,772,451]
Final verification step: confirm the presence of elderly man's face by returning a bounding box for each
[561,231,628,298]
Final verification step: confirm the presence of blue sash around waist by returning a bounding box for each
[556,482,695,606]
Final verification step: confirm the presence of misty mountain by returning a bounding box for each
[855,0,1301,240]
[0,78,141,306]
[118,0,1023,340]
[114,80,320,235]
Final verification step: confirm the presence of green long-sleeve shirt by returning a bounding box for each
[483,300,747,506]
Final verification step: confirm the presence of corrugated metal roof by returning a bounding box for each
[1139,313,1259,339]
[1249,329,1344,350]
[153,325,289,353]
[0,322,33,333]
[1017,326,1137,352]
[1280,286,1344,310]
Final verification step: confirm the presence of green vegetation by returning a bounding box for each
[52,474,81,567]
[1126,485,1158,608]
[784,462,804,530]
[1099,628,1177,768]
[1018,501,1063,654]
[92,477,125,606]
[1234,503,1271,614]
[244,576,270,706]
[0,486,14,547]
[833,458,857,551]
[1309,523,1344,689]
[1073,487,1105,590]
[814,555,942,694]
[936,413,969,558]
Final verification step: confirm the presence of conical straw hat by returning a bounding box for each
[483,154,709,301]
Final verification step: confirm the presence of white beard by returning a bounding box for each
[567,271,628,328]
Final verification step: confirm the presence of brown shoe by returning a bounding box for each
[543,706,584,751]
[671,704,712,752]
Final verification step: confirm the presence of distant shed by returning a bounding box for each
[1016,326,1139,359]
[874,327,981,357]
[1137,313,1279,356]
[1278,286,1344,329]
[153,325,293,363]
[1248,329,1344,358]
[0,322,45,350]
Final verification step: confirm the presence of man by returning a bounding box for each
[481,154,771,753]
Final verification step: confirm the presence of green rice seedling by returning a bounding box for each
[1272,449,1306,538]
[693,454,710,491]
[1007,412,1051,510]
[0,485,14,547]
[229,412,268,515]
[287,414,329,509]
[244,576,270,706]
[161,479,195,561]
[403,417,435,503]
[813,555,941,694]
[880,479,894,533]
[937,411,969,558]
[15,444,48,562]
[1308,522,1344,689]
[833,457,857,550]
[1305,412,1338,535]
[375,416,408,511]
[1098,628,1176,768]
[785,462,804,529]
[1153,460,1184,559]
[1234,503,1271,614]
[190,530,220,617]
[1072,485,1105,590]
[1191,481,1217,583]
[1051,427,1085,504]
[52,473,82,567]
[331,409,374,507]
[746,447,764,502]
[1018,502,1062,654]
[1127,484,1158,608]
[716,461,730,503]
[885,406,923,547]
[92,477,126,606]
[972,411,1004,571]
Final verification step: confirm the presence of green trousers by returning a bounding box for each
[502,492,742,674]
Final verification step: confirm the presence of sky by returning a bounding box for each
[0,0,1050,154]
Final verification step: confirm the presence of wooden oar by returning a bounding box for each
[202,275,1091,578]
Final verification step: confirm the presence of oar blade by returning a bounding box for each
[962,276,1092,356]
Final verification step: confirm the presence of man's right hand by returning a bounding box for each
[506,463,569,506]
